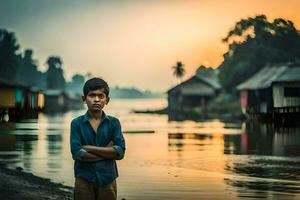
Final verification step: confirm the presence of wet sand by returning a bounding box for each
[0,165,72,200]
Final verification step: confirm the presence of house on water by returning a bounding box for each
[0,78,44,121]
[43,89,68,113]
[237,63,300,125]
[43,89,83,113]
[167,67,220,120]
[272,66,300,126]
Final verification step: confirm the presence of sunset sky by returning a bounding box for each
[1,0,299,92]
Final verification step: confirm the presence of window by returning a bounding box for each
[284,87,300,97]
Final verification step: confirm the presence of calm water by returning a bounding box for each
[0,98,300,199]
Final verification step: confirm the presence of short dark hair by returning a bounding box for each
[83,77,110,97]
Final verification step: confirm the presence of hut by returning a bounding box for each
[167,69,220,117]
[64,91,84,110]
[237,65,287,115]
[22,87,45,118]
[43,89,68,113]
[43,89,84,113]
[272,66,300,126]
[0,78,42,120]
[237,63,300,124]
[0,79,44,120]
[0,78,25,108]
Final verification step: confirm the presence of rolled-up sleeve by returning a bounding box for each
[70,120,88,161]
[112,118,126,160]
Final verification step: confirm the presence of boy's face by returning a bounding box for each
[82,88,109,112]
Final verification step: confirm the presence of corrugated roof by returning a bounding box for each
[237,65,288,90]
[273,67,300,83]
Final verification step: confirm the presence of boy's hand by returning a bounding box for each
[81,142,118,159]
[82,141,113,151]
[82,145,94,152]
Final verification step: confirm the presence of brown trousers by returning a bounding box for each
[74,177,117,200]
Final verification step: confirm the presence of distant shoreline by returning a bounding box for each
[132,107,245,122]
[0,165,72,200]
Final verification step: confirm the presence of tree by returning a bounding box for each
[72,74,85,84]
[0,29,20,80]
[172,61,185,82]
[218,15,300,92]
[196,65,218,78]
[66,74,85,95]
[46,56,66,89]
[16,49,41,87]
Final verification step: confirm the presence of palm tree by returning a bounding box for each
[172,61,185,82]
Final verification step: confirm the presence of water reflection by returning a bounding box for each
[166,121,300,198]
[0,134,15,151]
[224,123,300,156]
[0,99,300,199]
[224,122,300,198]
[168,133,213,152]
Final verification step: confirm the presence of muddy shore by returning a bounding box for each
[0,165,73,200]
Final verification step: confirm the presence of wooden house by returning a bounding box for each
[43,90,68,113]
[272,67,300,108]
[64,91,84,110]
[0,78,43,120]
[237,63,300,124]
[272,67,300,126]
[0,78,26,109]
[167,72,220,116]
[236,65,288,115]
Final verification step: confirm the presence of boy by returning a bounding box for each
[70,77,126,200]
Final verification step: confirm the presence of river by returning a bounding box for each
[0,98,300,199]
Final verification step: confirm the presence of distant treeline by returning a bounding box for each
[110,86,164,99]
[0,29,165,98]
[0,28,85,95]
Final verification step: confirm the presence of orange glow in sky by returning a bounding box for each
[1,0,299,91]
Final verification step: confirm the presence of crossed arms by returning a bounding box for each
[79,145,120,162]
[70,119,125,162]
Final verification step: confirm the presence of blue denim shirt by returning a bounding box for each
[70,111,126,186]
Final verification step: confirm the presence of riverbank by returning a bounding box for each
[0,165,72,200]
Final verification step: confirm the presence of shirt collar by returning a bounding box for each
[83,111,109,123]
